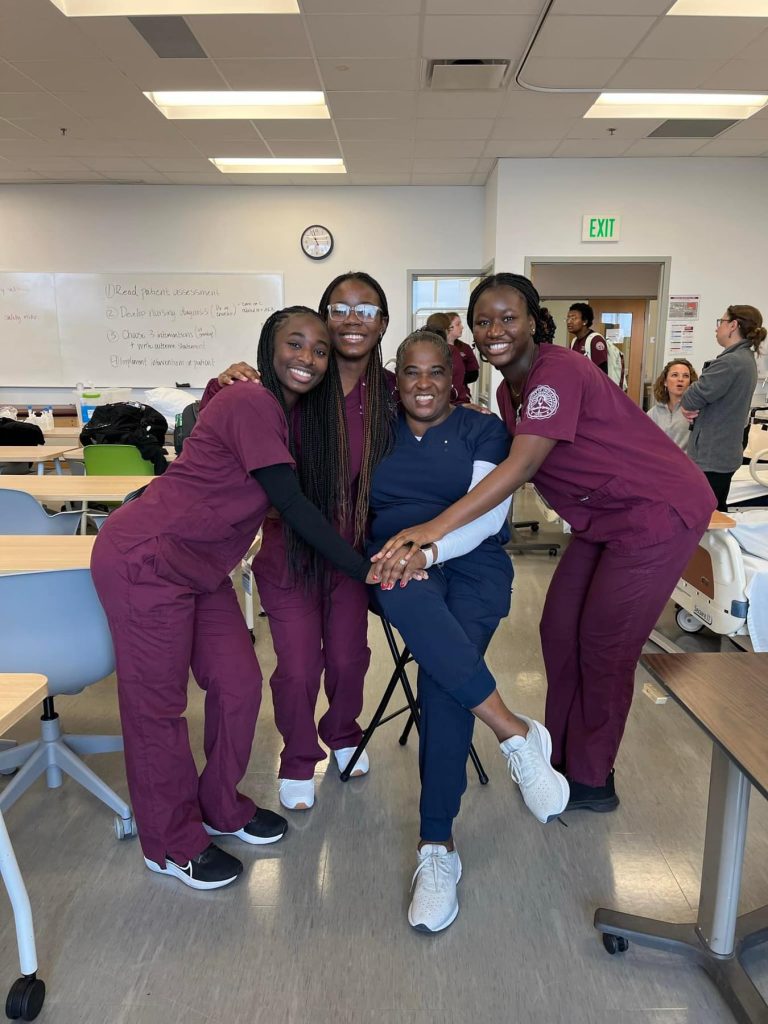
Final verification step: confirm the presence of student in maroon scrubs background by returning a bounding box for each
[374,274,715,814]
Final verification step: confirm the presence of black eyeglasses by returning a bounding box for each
[716,317,734,327]
[327,302,382,323]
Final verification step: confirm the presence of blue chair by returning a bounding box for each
[0,488,82,535]
[0,569,135,840]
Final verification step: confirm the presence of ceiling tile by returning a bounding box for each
[0,93,70,119]
[301,0,420,10]
[267,140,341,158]
[566,118,663,140]
[125,137,205,157]
[427,0,541,11]
[80,156,157,175]
[10,115,98,141]
[694,138,768,156]
[522,58,624,90]
[0,62,43,91]
[341,139,414,160]
[411,173,475,183]
[553,138,632,156]
[334,119,416,140]
[720,116,768,140]
[176,120,265,143]
[0,0,94,59]
[0,168,43,180]
[414,137,486,157]
[553,0,671,11]
[699,61,768,92]
[254,119,338,141]
[533,15,656,60]
[632,17,762,61]
[622,139,707,156]
[416,117,494,140]
[0,119,35,141]
[192,141,268,157]
[500,89,595,118]
[306,16,420,59]
[607,58,726,90]
[421,15,535,59]
[345,173,413,184]
[736,27,768,61]
[146,157,232,172]
[483,139,560,157]
[86,114,181,140]
[186,15,313,60]
[413,157,478,172]
[112,57,227,91]
[70,15,154,60]
[343,155,413,172]
[8,58,135,92]
[329,92,417,119]
[318,59,420,92]
[216,59,321,91]
[164,172,228,184]
[492,118,574,140]
[417,91,504,118]
[0,138,57,158]
[55,91,154,119]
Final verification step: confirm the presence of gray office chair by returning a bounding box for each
[0,569,135,841]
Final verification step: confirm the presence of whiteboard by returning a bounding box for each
[0,272,283,387]
[0,274,61,385]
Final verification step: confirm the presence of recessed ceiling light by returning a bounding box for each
[584,92,768,119]
[49,0,298,13]
[145,91,330,120]
[210,158,346,174]
[667,0,768,14]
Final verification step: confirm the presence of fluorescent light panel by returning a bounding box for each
[50,1,298,14]
[667,0,768,15]
[584,92,768,119]
[210,158,346,175]
[145,91,329,120]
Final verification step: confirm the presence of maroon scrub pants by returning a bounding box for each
[91,531,261,865]
[253,531,369,780]
[540,518,708,788]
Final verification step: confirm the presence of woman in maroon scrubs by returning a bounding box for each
[375,273,715,813]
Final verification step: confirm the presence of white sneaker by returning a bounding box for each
[500,716,570,824]
[333,747,369,777]
[408,844,462,934]
[278,778,315,811]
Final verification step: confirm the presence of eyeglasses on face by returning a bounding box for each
[327,302,382,323]
[716,317,734,327]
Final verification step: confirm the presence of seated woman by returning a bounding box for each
[368,329,569,935]
[647,359,698,450]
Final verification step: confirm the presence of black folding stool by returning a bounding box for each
[338,613,489,785]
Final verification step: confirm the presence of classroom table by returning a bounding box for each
[594,652,768,1024]
[0,674,48,1020]
[0,536,95,573]
[0,445,79,476]
[0,475,152,505]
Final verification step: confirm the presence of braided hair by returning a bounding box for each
[257,305,348,586]
[466,272,548,345]
[318,272,396,549]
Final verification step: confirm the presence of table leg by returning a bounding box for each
[594,745,768,1024]
[36,463,44,476]
[53,458,63,475]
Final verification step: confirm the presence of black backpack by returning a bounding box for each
[174,401,200,454]
[79,402,169,475]
[0,418,45,446]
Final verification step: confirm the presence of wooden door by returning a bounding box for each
[590,296,648,405]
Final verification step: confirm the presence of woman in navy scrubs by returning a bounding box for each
[375,275,715,817]
[368,328,569,934]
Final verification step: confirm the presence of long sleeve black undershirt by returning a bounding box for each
[251,464,371,584]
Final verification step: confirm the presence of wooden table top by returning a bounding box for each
[642,652,768,801]
[0,445,79,462]
[0,475,152,503]
[0,535,96,572]
[0,675,48,735]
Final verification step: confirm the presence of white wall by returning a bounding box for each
[0,183,485,405]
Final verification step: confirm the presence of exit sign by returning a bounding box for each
[582,214,621,242]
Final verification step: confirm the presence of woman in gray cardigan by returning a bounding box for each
[681,304,766,510]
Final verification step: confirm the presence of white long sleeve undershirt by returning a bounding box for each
[418,459,511,567]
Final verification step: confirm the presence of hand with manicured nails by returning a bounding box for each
[218,361,261,386]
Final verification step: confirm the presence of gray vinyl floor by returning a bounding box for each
[2,503,767,1024]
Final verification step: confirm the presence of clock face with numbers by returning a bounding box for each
[300,224,334,261]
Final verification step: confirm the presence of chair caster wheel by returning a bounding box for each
[549,547,559,557]
[602,933,629,955]
[6,975,45,1021]
[530,523,539,533]
[114,815,136,840]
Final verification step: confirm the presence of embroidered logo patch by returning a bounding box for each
[526,385,560,420]
[594,340,606,351]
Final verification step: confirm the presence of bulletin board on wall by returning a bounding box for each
[1,272,283,387]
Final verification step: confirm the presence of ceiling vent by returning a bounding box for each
[647,119,737,138]
[426,59,510,91]
[129,16,207,58]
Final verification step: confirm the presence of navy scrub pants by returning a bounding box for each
[373,551,512,842]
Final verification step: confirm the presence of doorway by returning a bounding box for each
[527,258,670,408]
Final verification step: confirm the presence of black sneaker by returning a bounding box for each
[204,808,288,846]
[144,843,243,890]
[565,769,620,813]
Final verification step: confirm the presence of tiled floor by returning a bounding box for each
[1,508,766,1023]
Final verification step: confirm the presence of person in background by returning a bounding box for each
[426,312,471,404]
[539,307,557,345]
[369,329,569,933]
[446,311,480,389]
[647,359,698,451]
[567,302,608,373]
[90,307,392,891]
[374,274,715,817]
[681,305,766,511]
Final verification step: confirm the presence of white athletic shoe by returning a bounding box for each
[333,747,369,777]
[500,715,570,823]
[407,844,462,934]
[278,778,315,811]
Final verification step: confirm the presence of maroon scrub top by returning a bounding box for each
[103,385,294,592]
[496,345,715,550]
